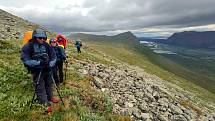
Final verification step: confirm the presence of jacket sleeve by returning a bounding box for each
[48,46,57,67]
[20,44,40,67]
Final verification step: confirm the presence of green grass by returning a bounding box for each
[152,43,215,93]
[0,40,131,121]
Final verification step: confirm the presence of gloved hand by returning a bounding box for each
[64,59,68,63]
[39,59,49,67]
[49,61,55,68]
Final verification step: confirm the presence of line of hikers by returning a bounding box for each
[20,28,82,113]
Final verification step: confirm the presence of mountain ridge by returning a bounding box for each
[139,31,215,49]
[166,31,215,48]
[70,31,139,45]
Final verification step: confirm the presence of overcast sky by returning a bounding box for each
[1,0,215,37]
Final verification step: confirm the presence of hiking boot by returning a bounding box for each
[46,106,52,113]
[51,97,59,103]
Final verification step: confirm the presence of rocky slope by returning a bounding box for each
[0,9,54,40]
[74,57,215,121]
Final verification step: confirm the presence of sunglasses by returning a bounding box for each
[37,37,47,40]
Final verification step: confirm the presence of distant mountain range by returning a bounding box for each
[70,31,139,45]
[73,31,215,49]
[140,31,215,49]
[166,31,215,49]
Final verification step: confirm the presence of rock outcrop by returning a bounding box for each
[0,9,54,40]
[75,58,215,121]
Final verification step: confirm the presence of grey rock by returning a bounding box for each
[82,69,88,75]
[139,102,149,112]
[152,91,160,100]
[117,99,124,107]
[121,108,133,116]
[145,92,156,102]
[171,115,188,121]
[124,101,134,108]
[98,72,109,79]
[208,113,215,121]
[158,98,169,107]
[183,114,191,120]
[134,91,144,98]
[146,85,153,94]
[93,76,103,89]
[141,113,151,120]
[158,114,169,121]
[127,95,136,102]
[170,104,183,115]
[132,108,142,119]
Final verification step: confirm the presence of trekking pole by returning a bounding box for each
[64,60,68,81]
[51,72,65,107]
[30,70,42,109]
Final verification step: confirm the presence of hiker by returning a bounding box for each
[56,34,68,49]
[49,38,67,85]
[21,28,58,113]
[75,38,82,53]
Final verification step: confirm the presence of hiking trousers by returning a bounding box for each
[77,46,81,53]
[57,61,64,83]
[32,70,53,105]
[52,65,60,86]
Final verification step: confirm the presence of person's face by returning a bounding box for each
[51,42,57,46]
[36,37,46,44]
[58,37,62,41]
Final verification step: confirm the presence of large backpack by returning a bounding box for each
[22,31,50,47]
[22,31,33,47]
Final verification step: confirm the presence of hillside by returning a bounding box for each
[70,32,215,116]
[71,32,215,94]
[166,31,215,49]
[1,9,215,121]
[1,39,215,121]
[0,9,55,40]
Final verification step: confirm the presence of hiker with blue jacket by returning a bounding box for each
[75,38,82,53]
[20,28,58,113]
[49,38,67,85]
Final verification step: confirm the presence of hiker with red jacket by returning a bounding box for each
[55,34,68,49]
[20,28,59,113]
[49,38,67,85]
[55,35,67,83]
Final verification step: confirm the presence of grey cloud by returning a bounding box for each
[2,0,215,35]
[86,0,215,29]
